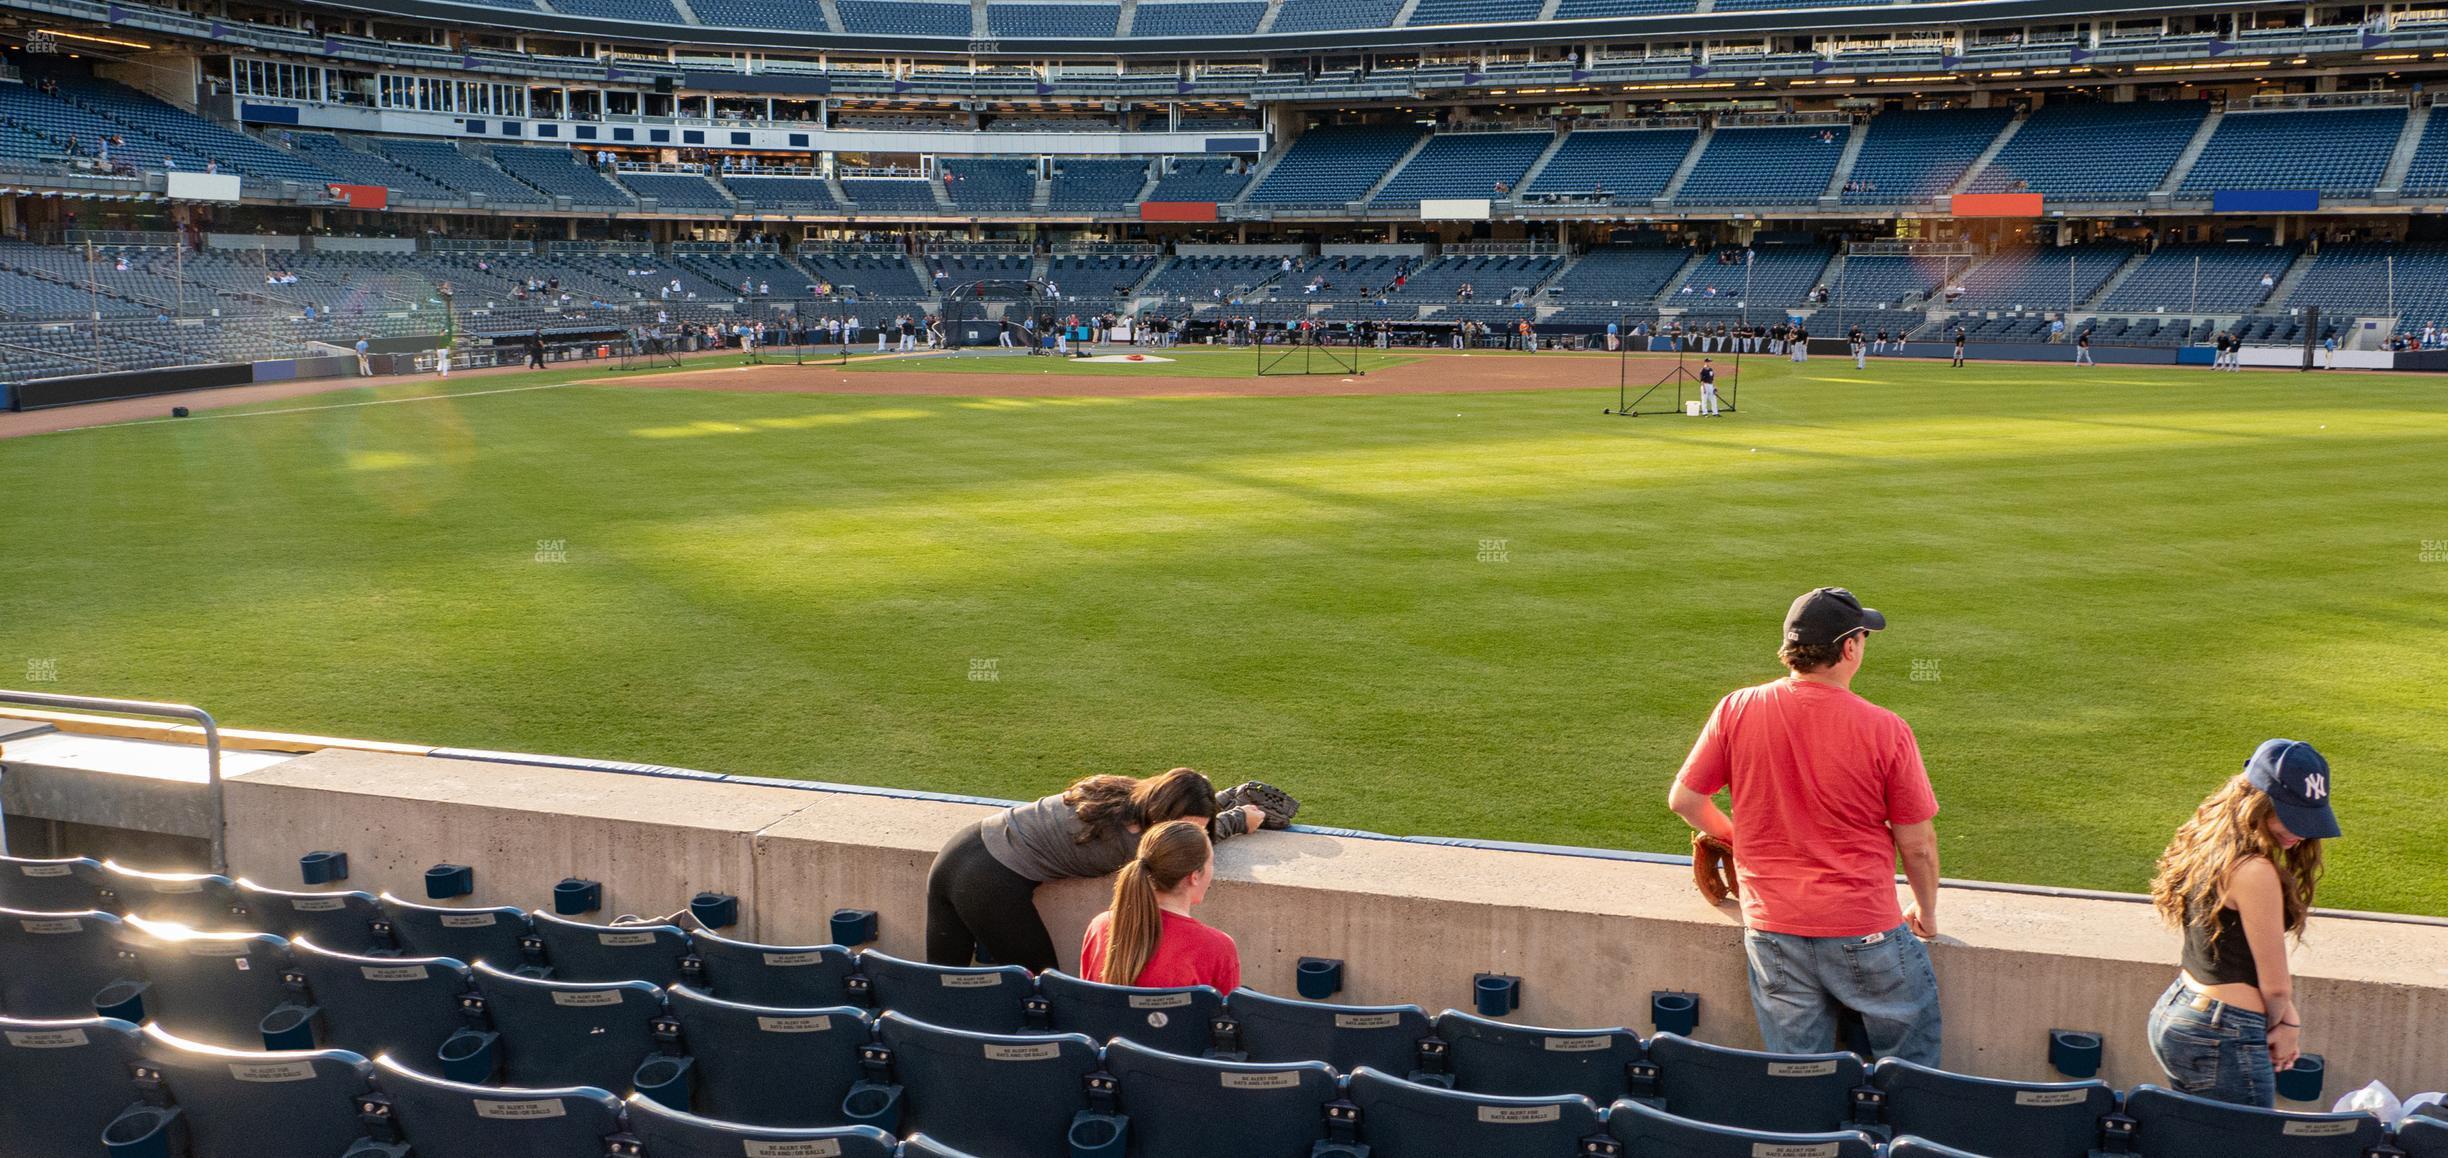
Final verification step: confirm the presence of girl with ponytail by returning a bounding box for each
[1080,820,1241,991]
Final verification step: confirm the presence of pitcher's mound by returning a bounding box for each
[1073,353,1176,364]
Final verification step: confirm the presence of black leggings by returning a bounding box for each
[924,821,1058,972]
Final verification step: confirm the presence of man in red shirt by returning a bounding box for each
[1669,587,1945,1065]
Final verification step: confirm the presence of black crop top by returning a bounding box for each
[2181,903,2260,988]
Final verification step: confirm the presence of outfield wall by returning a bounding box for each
[194,745,2448,1099]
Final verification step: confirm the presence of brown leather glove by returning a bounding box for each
[1692,832,1739,905]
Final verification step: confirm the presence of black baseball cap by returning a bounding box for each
[2244,739,2340,840]
[1784,587,1886,648]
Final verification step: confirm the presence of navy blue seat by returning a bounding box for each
[114,920,295,1050]
[1346,1065,1602,1155]
[528,910,691,986]
[625,1093,899,1158]
[902,1135,989,1158]
[1433,1009,1641,1103]
[1872,1058,2115,1158]
[123,1024,386,1158]
[0,853,109,911]
[2123,1085,2385,1158]
[1645,1032,1866,1133]
[99,861,246,929]
[666,983,870,1127]
[1890,1137,1995,1158]
[859,951,1035,1033]
[2398,1114,2448,1158]
[239,881,389,955]
[470,961,664,1091]
[1226,988,1433,1077]
[877,1012,1102,1158]
[1104,1036,1338,1157]
[0,907,129,1017]
[687,928,857,1007]
[378,893,532,970]
[0,1015,147,1156]
[1611,1096,1882,1158]
[290,937,473,1065]
[1038,969,1223,1056]
[372,1054,623,1157]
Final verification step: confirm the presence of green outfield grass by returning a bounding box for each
[5,354,2444,915]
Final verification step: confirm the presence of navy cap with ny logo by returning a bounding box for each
[2245,738,2341,841]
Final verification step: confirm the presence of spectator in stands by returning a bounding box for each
[2145,740,2337,1108]
[1079,820,1240,991]
[926,768,1267,972]
[1668,587,1944,1066]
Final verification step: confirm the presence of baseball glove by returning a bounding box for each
[1210,781,1300,838]
[1692,833,1739,905]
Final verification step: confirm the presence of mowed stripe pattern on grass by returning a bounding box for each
[1,356,2442,914]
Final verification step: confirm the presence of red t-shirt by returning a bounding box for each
[1078,909,1241,992]
[1677,676,1939,938]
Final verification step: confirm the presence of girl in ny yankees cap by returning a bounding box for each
[2145,739,2340,1107]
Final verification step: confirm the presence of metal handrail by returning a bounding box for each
[0,690,223,872]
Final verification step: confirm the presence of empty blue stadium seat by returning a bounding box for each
[528,910,691,986]
[124,1024,381,1158]
[1037,969,1223,1055]
[290,937,473,1065]
[1841,108,2014,204]
[113,920,295,1050]
[239,881,388,954]
[2399,1114,2448,1158]
[100,861,245,929]
[372,1054,623,1157]
[857,951,1036,1033]
[1676,127,1848,205]
[837,0,971,34]
[1226,989,1433,1077]
[2178,108,2404,198]
[1951,244,2133,311]
[1247,126,1423,205]
[1268,0,1403,32]
[1611,1096,1883,1158]
[1130,0,1264,33]
[1373,133,1551,207]
[0,1015,146,1155]
[1346,1066,1603,1155]
[377,894,531,971]
[0,853,109,911]
[687,929,857,1007]
[2397,112,2448,197]
[986,2,1119,36]
[469,961,664,1091]
[1645,1033,1867,1133]
[1523,130,1695,202]
[1432,1009,1641,1103]
[2123,1085,2385,1158]
[1405,0,1540,25]
[625,1093,900,1158]
[665,984,870,1126]
[0,907,127,1018]
[902,1135,988,1158]
[1104,1036,1338,1157]
[1891,1136,2001,1158]
[2100,244,2295,313]
[876,1012,1103,1158]
[1870,1058,2115,1158]
[1968,102,2209,201]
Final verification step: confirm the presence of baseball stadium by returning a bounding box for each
[0,0,2444,1151]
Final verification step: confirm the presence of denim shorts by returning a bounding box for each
[1742,924,1943,1067]
[2147,978,2274,1107]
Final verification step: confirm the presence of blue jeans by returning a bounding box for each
[2147,979,2274,1107]
[1742,924,1943,1067]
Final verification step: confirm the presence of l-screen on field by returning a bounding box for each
[5,348,2444,916]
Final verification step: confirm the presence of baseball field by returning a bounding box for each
[5,345,2443,915]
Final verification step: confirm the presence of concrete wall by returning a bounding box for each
[217,747,2448,1100]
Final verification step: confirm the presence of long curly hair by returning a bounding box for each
[2149,773,2322,939]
